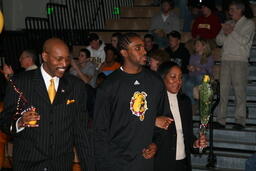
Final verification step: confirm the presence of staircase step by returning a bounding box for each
[193,126,256,144]
[94,31,192,44]
[94,31,148,44]
[193,115,256,125]
[191,150,250,169]
[229,93,256,102]
[250,46,256,56]
[249,58,256,63]
[220,105,256,119]
[249,46,256,63]
[120,7,159,18]
[213,140,256,151]
[134,0,153,6]
[245,66,255,81]
[249,66,256,76]
[192,165,243,171]
[229,95,256,102]
[228,100,256,106]
[248,75,256,81]
[105,18,150,30]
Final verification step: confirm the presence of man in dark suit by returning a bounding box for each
[0,38,94,171]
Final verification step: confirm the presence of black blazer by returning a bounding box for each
[0,73,6,101]
[0,69,94,171]
[154,93,196,171]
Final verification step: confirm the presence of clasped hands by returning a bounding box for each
[140,116,173,159]
[142,143,157,159]
[188,65,201,72]
[222,23,234,35]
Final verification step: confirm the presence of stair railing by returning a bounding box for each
[207,79,220,168]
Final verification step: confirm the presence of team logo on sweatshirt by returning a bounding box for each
[130,91,148,121]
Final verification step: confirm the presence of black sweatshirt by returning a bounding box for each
[94,68,171,171]
[165,43,190,74]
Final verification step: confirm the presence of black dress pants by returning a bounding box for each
[174,158,189,171]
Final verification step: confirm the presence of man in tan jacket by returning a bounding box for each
[215,0,255,130]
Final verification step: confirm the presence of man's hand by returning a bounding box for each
[187,65,196,72]
[222,23,234,35]
[195,66,201,71]
[3,64,14,79]
[193,133,208,149]
[71,59,79,69]
[154,29,166,38]
[18,110,40,128]
[155,116,173,130]
[142,143,157,159]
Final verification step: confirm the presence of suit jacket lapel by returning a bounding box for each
[53,74,71,105]
[32,69,71,105]
[177,94,187,135]
[32,69,50,104]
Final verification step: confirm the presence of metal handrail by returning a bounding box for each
[207,80,220,168]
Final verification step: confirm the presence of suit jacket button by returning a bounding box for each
[49,121,53,125]
[43,168,48,171]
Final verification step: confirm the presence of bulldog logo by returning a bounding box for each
[130,91,148,121]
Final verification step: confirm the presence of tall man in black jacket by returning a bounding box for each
[0,38,94,171]
[94,33,173,171]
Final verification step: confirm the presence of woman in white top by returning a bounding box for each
[154,61,207,171]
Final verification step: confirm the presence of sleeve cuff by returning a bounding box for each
[15,117,25,133]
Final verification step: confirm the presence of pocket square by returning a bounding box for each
[66,99,75,105]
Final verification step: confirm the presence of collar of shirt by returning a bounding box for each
[233,16,246,28]
[161,13,169,22]
[25,64,38,71]
[168,91,177,97]
[167,91,186,160]
[167,91,180,120]
[40,64,59,91]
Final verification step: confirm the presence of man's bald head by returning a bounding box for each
[43,38,69,53]
[42,38,70,78]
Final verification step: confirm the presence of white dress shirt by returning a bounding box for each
[167,91,186,160]
[40,64,59,91]
[16,64,60,132]
[161,13,169,22]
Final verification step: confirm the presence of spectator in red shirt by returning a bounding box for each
[191,0,221,40]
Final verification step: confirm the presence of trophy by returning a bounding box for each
[9,78,39,126]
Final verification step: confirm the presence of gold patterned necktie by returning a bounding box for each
[48,79,56,104]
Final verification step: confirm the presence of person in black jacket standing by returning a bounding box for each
[94,33,173,171]
[155,61,207,171]
[165,31,190,75]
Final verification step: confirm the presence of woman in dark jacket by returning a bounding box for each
[154,61,207,171]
